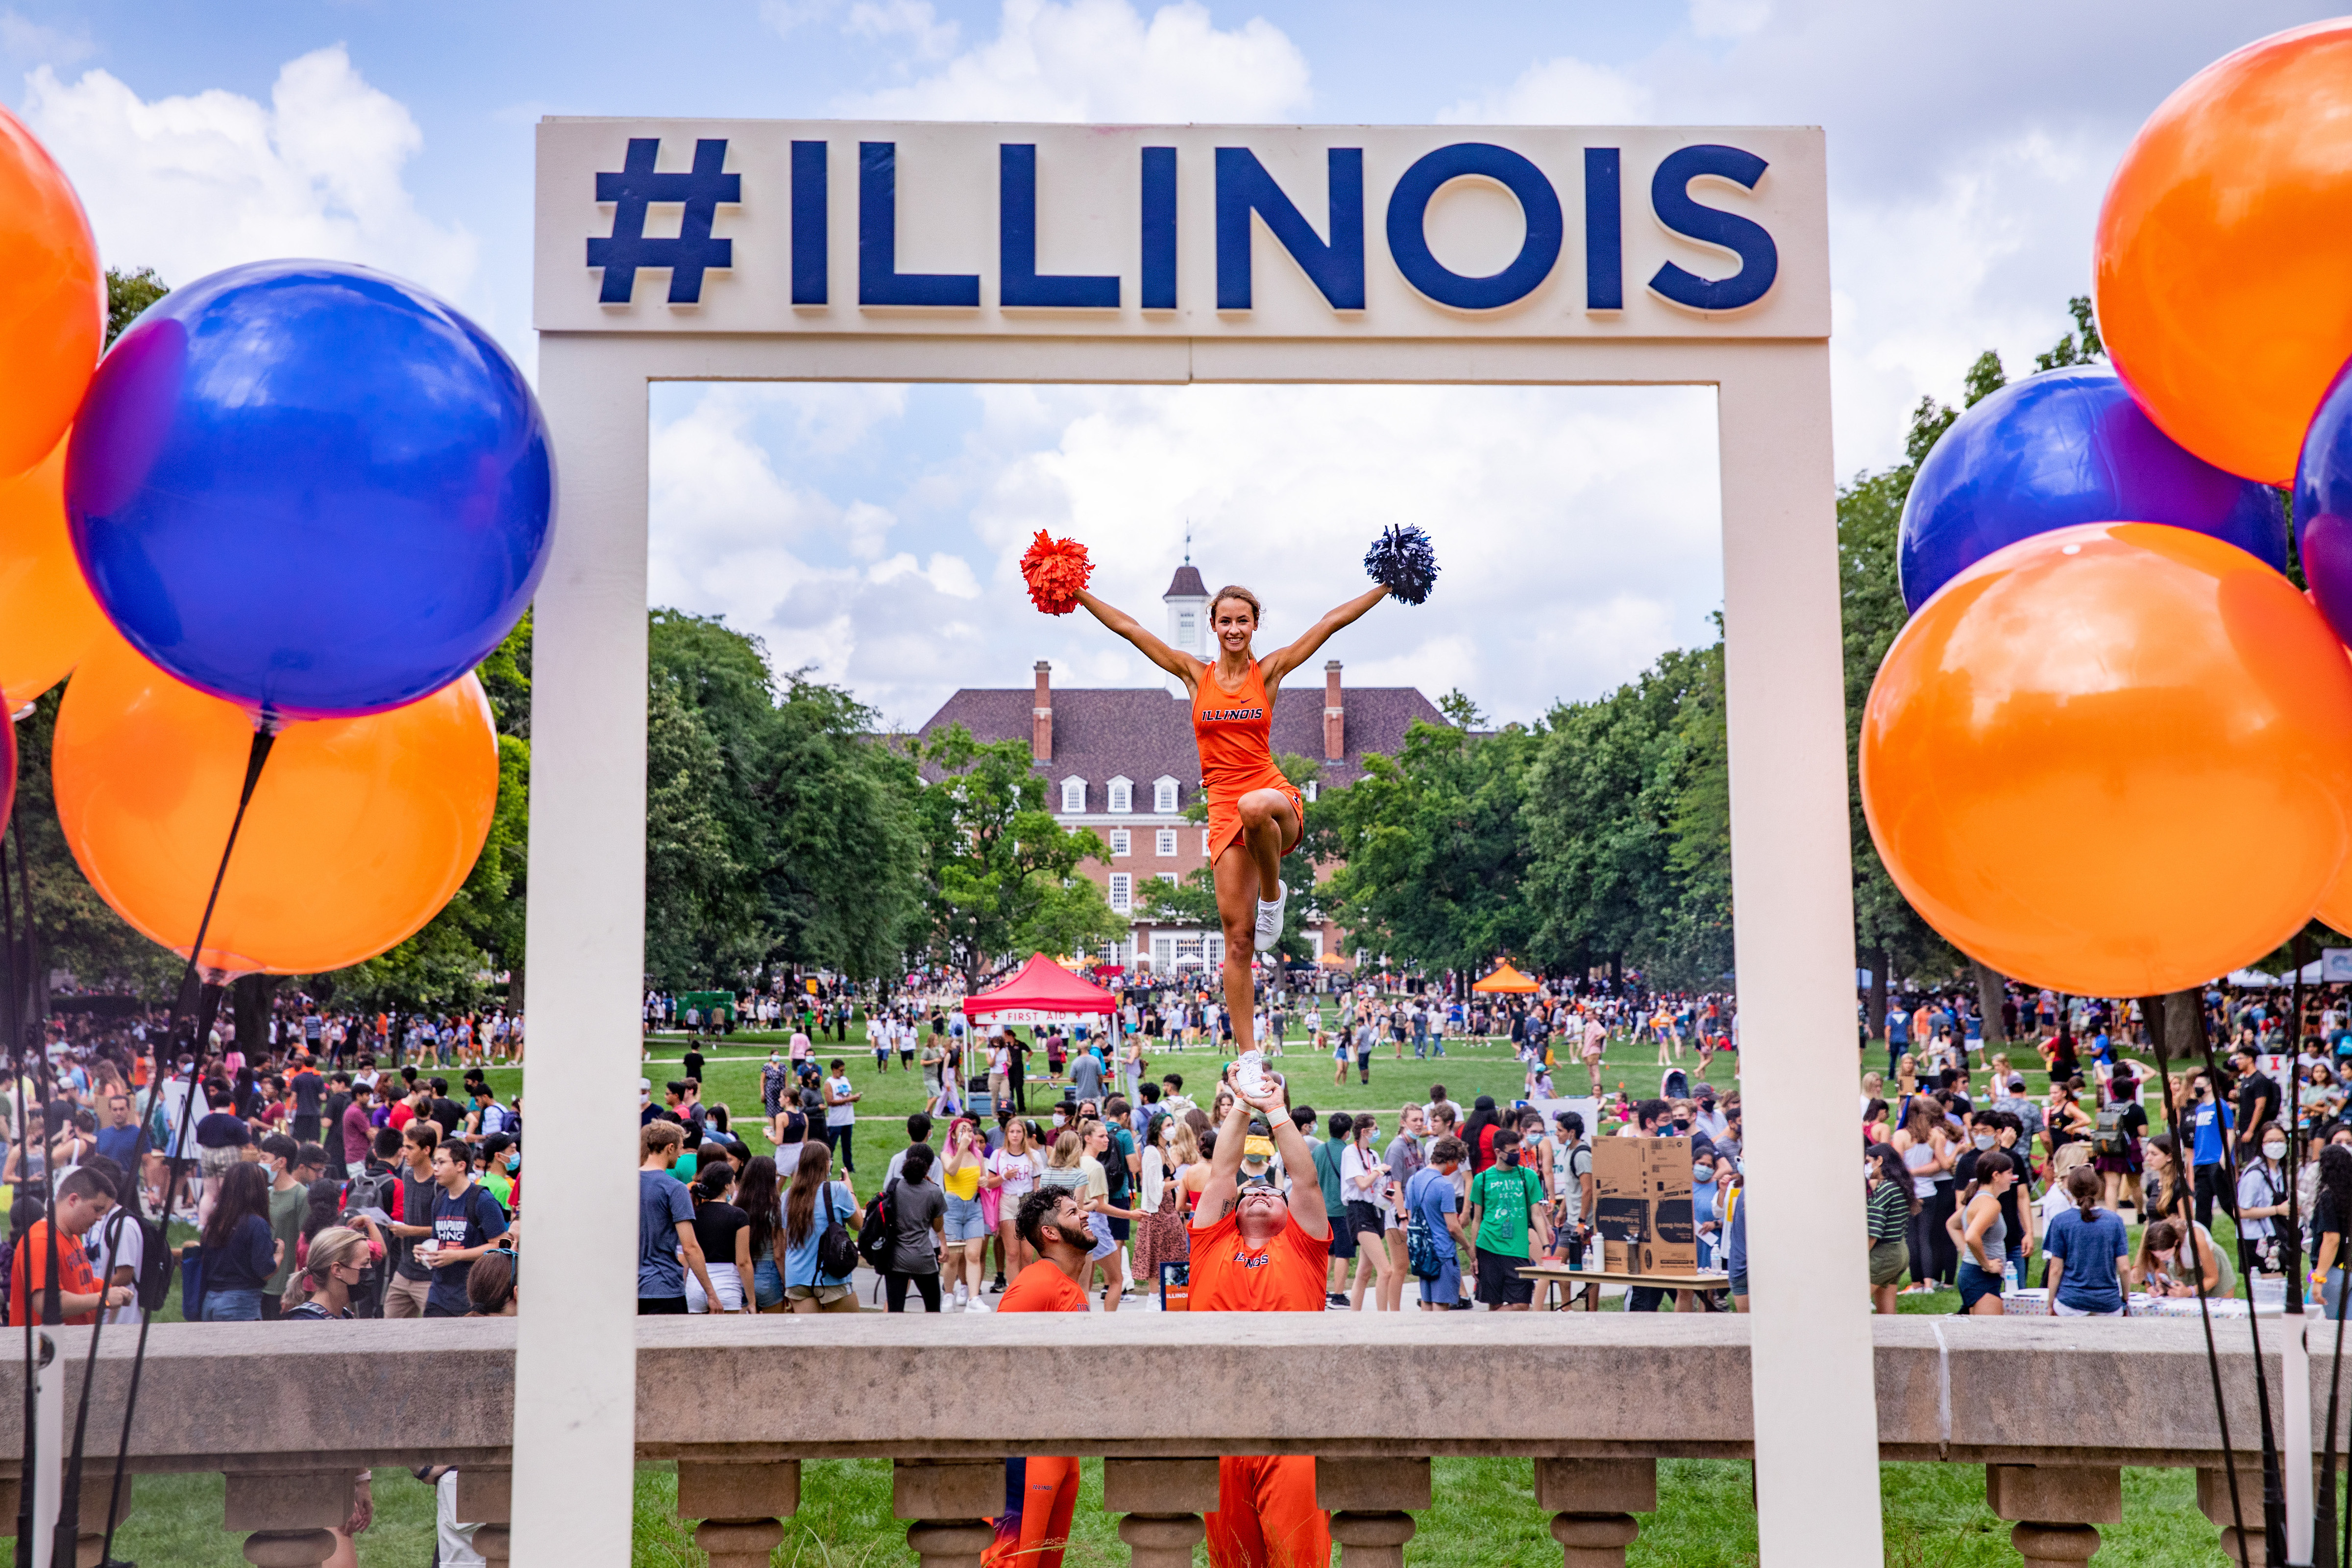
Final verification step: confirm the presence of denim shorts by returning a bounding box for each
[202,1287,264,1323]
[1956,1260,2004,1311]
[945,1193,989,1243]
[1086,1212,1118,1261]
[752,1258,785,1310]
[1418,1254,1460,1305]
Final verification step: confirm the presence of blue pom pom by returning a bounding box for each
[1364,525,1438,605]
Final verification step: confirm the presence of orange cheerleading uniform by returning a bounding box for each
[1193,659,1306,866]
[1188,1206,1331,1568]
[983,1262,1090,1568]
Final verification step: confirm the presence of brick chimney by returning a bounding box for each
[1323,659,1345,761]
[1032,661,1054,762]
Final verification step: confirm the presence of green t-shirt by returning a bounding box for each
[1470,1163,1545,1257]
[266,1180,307,1295]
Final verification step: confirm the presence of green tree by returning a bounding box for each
[105,267,169,346]
[916,725,1126,986]
[1317,712,1541,981]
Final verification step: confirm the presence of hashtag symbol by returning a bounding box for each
[587,138,740,304]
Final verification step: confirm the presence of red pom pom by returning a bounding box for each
[1019,530,1093,615]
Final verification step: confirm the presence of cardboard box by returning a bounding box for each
[1603,1239,1640,1274]
[1594,1136,1697,1253]
[1640,1241,1698,1275]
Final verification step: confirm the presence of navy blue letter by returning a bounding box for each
[858,141,980,308]
[1584,147,1622,312]
[792,140,828,306]
[1214,147,1364,312]
[999,145,1118,309]
[1141,147,1177,311]
[1383,143,1561,311]
[1648,144,1778,312]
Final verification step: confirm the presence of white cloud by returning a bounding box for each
[839,0,1312,122]
[0,9,94,68]
[1689,0,1771,42]
[21,45,476,304]
[845,0,961,60]
[651,381,1719,727]
[1438,54,1651,125]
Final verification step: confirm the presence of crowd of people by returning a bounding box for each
[1861,980,2352,1318]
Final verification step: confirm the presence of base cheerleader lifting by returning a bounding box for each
[1021,526,1436,1059]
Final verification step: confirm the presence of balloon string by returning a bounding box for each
[96,724,275,1568]
[4,817,33,1568]
[2190,1000,2284,1562]
[2151,997,2251,1568]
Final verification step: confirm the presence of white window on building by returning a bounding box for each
[1175,934,1204,964]
[1177,610,1198,651]
[1108,776,1133,813]
[1304,780,1318,803]
[1154,777,1178,813]
[1061,776,1086,813]
[1201,829,1212,857]
[1108,873,1133,913]
[1152,934,1177,969]
[1157,871,1178,887]
[1204,933,1227,966]
[1109,829,1131,857]
[1155,828,1177,857]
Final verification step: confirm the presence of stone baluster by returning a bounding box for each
[2196,1464,2269,1568]
[456,1468,512,1567]
[1986,1464,2120,1568]
[223,1469,357,1568]
[0,1467,137,1568]
[1103,1458,1218,1568]
[1535,1458,1654,1568]
[894,1458,1001,1568]
[677,1459,800,1568]
[1317,1456,1428,1568]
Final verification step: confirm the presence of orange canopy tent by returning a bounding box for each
[1471,961,1541,994]
[962,952,1119,1018]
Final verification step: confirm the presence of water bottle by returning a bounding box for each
[1583,1236,1601,1273]
[2002,1260,2020,1297]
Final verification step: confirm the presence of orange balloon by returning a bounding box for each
[0,108,101,480]
[2096,20,2352,484]
[52,632,497,977]
[0,437,107,707]
[1861,521,2352,997]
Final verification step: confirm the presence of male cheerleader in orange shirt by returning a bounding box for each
[1185,1063,1334,1568]
[982,1186,1098,1568]
[1076,579,1388,1060]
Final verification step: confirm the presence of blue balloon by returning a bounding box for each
[1897,365,2285,613]
[2294,356,2352,651]
[65,260,554,719]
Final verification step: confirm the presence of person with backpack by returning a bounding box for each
[871,1142,947,1312]
[2092,1068,2147,1215]
[1466,1130,1551,1311]
[1404,1136,1471,1310]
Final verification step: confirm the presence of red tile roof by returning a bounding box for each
[916,681,1445,807]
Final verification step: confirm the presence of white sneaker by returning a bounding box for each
[966,1298,991,1313]
[1254,881,1288,950]
[953,1281,969,1309]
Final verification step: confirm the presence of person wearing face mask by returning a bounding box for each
[1714,1158,1747,1312]
[2235,1120,2291,1284]
[1945,1150,2016,1315]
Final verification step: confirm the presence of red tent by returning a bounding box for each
[963,953,1119,1018]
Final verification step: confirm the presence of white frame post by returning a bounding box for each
[517,120,1872,1568]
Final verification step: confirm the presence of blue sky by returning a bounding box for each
[6,0,2333,723]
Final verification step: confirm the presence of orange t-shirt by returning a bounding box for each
[10,1221,99,1327]
[997,1259,1089,1313]
[1187,1207,1329,1312]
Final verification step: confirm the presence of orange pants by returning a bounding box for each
[983,1456,1080,1568]
[1207,1455,1329,1568]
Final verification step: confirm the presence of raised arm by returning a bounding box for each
[1077,590,1202,689]
[1192,1094,1250,1229]
[1258,586,1389,686]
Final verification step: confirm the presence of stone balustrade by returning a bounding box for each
[0,1314,2326,1567]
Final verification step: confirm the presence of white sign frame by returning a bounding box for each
[519,118,1866,1568]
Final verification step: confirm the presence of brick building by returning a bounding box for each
[916,560,1443,974]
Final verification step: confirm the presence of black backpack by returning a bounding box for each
[345,1164,398,1220]
[816,1187,861,1281]
[857,1179,900,1271]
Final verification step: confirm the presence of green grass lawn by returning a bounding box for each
[113,1456,2249,1566]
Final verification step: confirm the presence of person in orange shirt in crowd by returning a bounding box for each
[982,1187,1097,1568]
[11,1167,135,1326]
[1188,1065,1333,1568]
